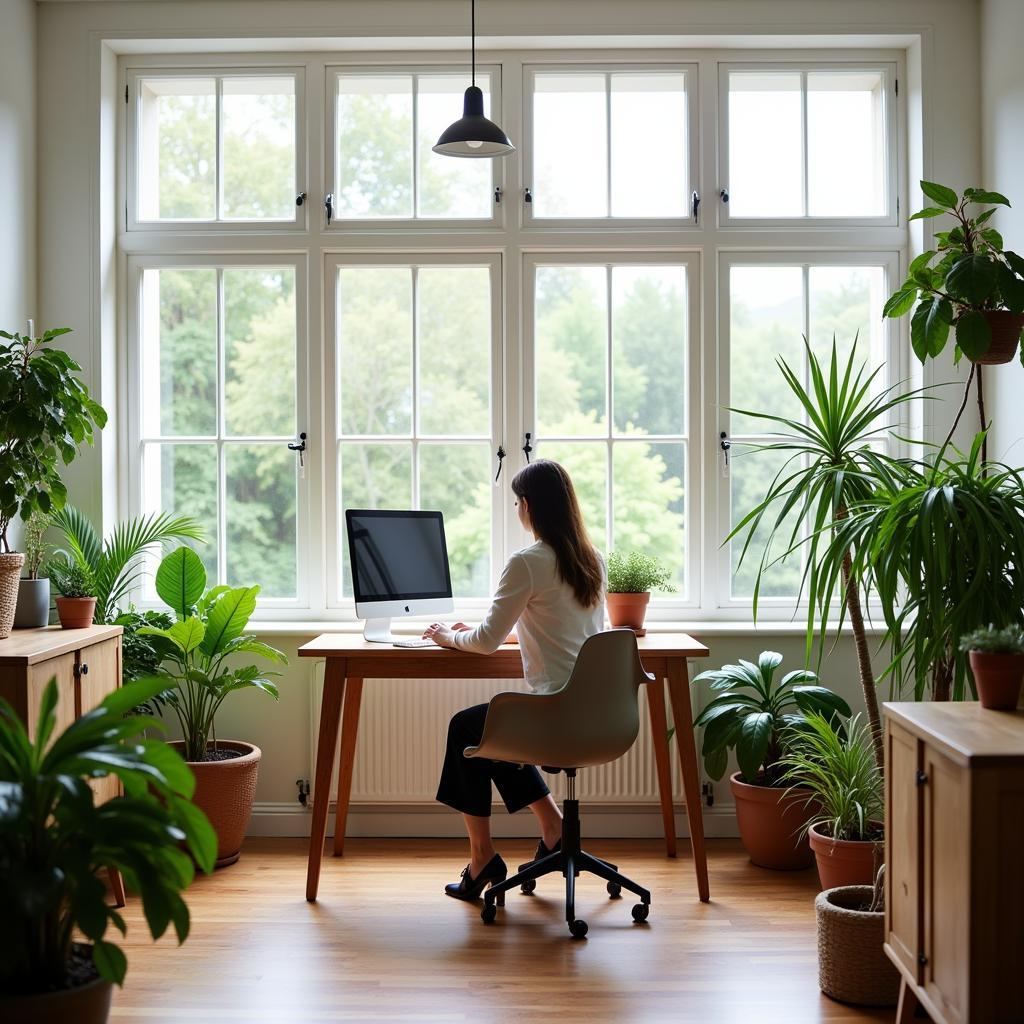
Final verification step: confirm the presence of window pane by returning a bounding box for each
[731,446,802,599]
[138,78,216,220]
[141,268,217,437]
[729,266,805,434]
[418,268,490,435]
[533,74,607,217]
[417,74,492,218]
[338,268,412,435]
[610,73,687,217]
[224,268,296,437]
[728,72,803,217]
[535,267,607,436]
[420,444,490,597]
[808,72,885,217]
[534,441,607,549]
[613,442,686,594]
[808,266,887,369]
[339,443,412,596]
[612,266,686,435]
[226,444,296,598]
[222,77,296,220]
[336,76,413,218]
[143,443,218,585]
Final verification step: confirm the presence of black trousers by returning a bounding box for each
[436,703,550,817]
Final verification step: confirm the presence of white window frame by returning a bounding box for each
[718,60,901,229]
[711,250,904,615]
[522,62,700,229]
[124,251,311,609]
[522,251,702,607]
[326,64,505,230]
[126,66,308,232]
[323,251,506,612]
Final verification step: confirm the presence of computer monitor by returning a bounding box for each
[345,509,455,643]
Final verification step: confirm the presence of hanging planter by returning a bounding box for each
[976,310,1024,364]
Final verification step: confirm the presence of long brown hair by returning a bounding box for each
[511,459,603,608]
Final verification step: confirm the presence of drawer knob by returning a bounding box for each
[915,770,928,785]
[918,953,929,966]
[80,662,89,676]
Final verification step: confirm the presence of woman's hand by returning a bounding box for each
[423,622,459,648]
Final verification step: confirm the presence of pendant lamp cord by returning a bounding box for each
[471,0,476,87]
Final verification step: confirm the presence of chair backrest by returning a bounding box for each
[464,629,652,769]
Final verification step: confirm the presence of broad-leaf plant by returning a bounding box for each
[140,547,287,761]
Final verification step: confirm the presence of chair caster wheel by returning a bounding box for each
[521,879,537,895]
[631,903,650,923]
[481,903,497,924]
[606,882,621,899]
[569,919,589,939]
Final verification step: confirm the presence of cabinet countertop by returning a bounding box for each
[0,624,123,665]
[883,700,1024,764]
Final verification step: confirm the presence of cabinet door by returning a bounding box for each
[923,743,970,1024]
[27,653,78,743]
[886,720,922,981]
[78,639,122,805]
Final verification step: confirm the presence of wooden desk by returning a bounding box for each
[298,632,710,904]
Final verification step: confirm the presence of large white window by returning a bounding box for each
[120,50,905,620]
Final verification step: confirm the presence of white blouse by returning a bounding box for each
[450,540,605,694]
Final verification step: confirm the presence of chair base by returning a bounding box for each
[482,795,651,939]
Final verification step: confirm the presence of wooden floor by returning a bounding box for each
[109,838,893,1023]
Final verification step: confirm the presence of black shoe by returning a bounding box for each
[518,838,561,873]
[445,853,507,902]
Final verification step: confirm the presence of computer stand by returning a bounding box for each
[361,618,396,644]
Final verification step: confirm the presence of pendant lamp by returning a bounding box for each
[433,0,515,158]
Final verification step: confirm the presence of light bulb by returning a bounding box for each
[466,139,483,149]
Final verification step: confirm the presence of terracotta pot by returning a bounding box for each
[55,596,97,629]
[0,552,26,639]
[14,577,51,629]
[606,591,651,637]
[171,740,260,867]
[969,650,1024,710]
[730,772,816,870]
[0,947,113,1024]
[815,885,900,1007]
[809,824,881,890]
[974,310,1024,365]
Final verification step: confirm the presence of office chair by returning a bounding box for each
[464,629,654,939]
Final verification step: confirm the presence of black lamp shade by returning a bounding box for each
[432,86,515,158]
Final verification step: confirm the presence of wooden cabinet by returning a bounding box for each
[884,702,1024,1023]
[0,625,123,804]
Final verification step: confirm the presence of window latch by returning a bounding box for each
[494,187,503,205]
[691,190,700,222]
[524,187,533,204]
[494,445,506,483]
[296,192,307,207]
[325,193,334,225]
[522,432,533,463]
[719,431,731,476]
[288,432,307,477]
[720,187,730,204]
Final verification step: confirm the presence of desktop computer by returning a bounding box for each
[345,509,455,645]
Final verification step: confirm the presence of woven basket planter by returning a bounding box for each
[816,885,900,1007]
[171,740,261,868]
[0,553,26,639]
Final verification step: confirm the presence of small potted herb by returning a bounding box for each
[605,550,675,636]
[692,652,851,870]
[47,555,97,629]
[959,624,1024,710]
[12,512,49,629]
[883,181,1024,364]
[781,712,883,890]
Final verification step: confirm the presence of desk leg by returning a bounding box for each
[646,680,678,858]
[306,659,346,902]
[332,678,363,857]
[667,659,710,902]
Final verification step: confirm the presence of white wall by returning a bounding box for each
[32,0,985,834]
[982,0,1024,465]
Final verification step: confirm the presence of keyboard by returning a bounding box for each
[391,637,435,649]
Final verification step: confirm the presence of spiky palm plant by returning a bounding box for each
[728,339,924,769]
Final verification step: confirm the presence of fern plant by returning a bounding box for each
[606,551,676,594]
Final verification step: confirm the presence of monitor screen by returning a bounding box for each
[346,509,453,603]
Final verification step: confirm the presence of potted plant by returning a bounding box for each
[0,676,216,1024]
[883,182,1024,365]
[0,326,106,639]
[47,556,97,629]
[815,867,900,1008]
[140,546,287,866]
[605,550,675,636]
[693,652,851,869]
[959,624,1024,710]
[781,712,883,890]
[12,511,49,628]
